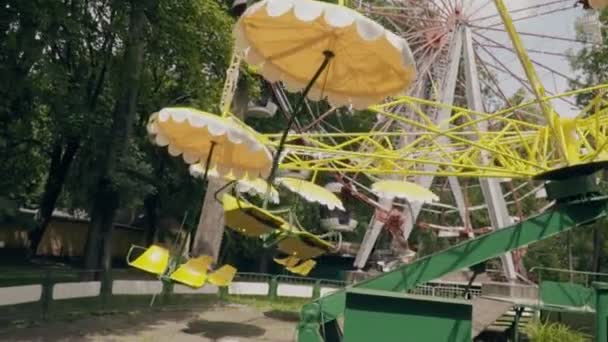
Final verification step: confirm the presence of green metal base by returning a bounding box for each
[533,162,608,181]
[593,282,608,342]
[544,171,602,202]
[343,288,471,342]
[297,173,608,342]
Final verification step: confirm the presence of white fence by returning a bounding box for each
[0,273,345,311]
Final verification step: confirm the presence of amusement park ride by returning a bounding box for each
[125,0,608,340]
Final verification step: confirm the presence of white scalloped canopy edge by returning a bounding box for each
[373,190,438,203]
[371,186,439,203]
[236,181,280,204]
[148,108,273,180]
[234,0,416,110]
[277,178,345,211]
[189,164,280,203]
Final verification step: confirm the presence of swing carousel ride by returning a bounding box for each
[125,0,608,309]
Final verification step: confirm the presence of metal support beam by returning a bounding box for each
[512,307,523,342]
[594,282,608,342]
[448,176,470,230]
[404,25,470,244]
[462,26,517,281]
[354,198,392,269]
[297,176,608,340]
[352,28,469,269]
[492,0,568,162]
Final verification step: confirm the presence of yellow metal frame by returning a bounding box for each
[214,0,608,181]
[251,86,607,179]
[493,0,568,161]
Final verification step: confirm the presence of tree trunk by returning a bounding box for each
[190,75,249,262]
[29,139,79,257]
[84,180,119,271]
[259,249,271,273]
[143,194,159,245]
[191,179,229,261]
[83,0,149,271]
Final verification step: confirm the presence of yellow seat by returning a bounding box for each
[208,264,237,287]
[274,255,300,268]
[169,255,214,288]
[276,234,331,260]
[127,245,170,276]
[286,259,316,277]
[222,194,286,237]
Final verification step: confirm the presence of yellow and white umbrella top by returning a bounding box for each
[147,107,272,180]
[277,177,344,211]
[371,180,439,203]
[234,0,416,109]
[189,165,280,204]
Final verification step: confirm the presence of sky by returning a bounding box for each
[471,0,593,117]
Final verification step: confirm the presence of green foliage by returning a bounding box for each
[0,0,241,255]
[523,319,590,342]
[569,10,608,91]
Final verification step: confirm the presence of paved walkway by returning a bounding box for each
[3,304,298,342]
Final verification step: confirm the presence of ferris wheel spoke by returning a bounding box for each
[465,0,494,21]
[364,9,447,24]
[484,5,576,28]
[476,43,572,58]
[470,24,591,45]
[469,0,572,22]
[473,36,562,103]
[473,31,583,87]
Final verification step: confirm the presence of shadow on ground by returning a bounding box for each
[263,309,300,322]
[183,319,266,339]
[0,308,199,341]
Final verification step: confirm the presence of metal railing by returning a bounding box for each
[0,267,488,330]
[408,283,482,300]
[0,269,346,328]
[529,267,608,312]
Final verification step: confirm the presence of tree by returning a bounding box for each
[562,8,608,278]
[26,0,122,255]
[138,0,236,261]
[84,0,156,271]
[0,0,52,205]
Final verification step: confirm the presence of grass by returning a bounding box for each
[0,292,307,334]
[226,295,307,313]
[0,259,309,334]
[523,319,591,342]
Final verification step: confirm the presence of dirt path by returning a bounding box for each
[1,304,299,342]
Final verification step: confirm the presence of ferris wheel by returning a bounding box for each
[252,0,607,279]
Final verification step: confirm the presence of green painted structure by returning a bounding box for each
[343,288,471,342]
[297,172,608,342]
[594,282,608,342]
[541,281,595,310]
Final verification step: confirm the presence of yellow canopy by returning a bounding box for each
[234,0,416,109]
[190,164,280,204]
[147,107,272,180]
[277,177,344,210]
[222,194,334,258]
[371,180,439,203]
